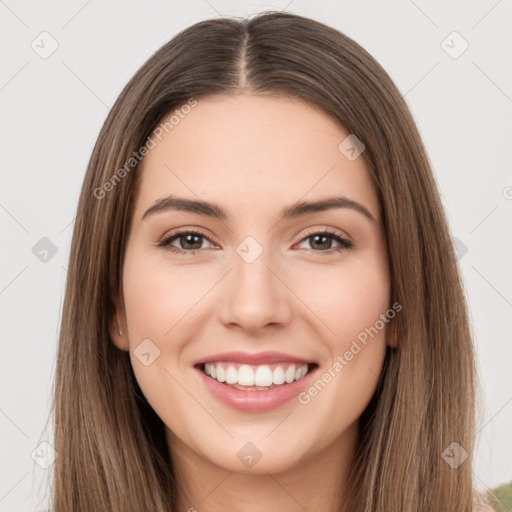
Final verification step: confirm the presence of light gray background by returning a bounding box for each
[1,1,511,510]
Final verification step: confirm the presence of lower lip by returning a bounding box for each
[195,365,318,412]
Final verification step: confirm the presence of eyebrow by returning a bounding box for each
[141,195,376,224]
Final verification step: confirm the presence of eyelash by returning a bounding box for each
[156,228,353,256]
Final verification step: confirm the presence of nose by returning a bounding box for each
[219,244,293,333]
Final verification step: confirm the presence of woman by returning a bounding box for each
[51,11,493,511]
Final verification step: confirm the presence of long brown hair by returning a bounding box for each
[51,11,479,511]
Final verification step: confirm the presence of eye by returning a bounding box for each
[295,228,353,254]
[157,230,215,255]
[157,228,353,256]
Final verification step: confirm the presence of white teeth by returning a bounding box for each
[285,365,296,383]
[203,362,311,388]
[216,365,225,382]
[272,366,285,385]
[254,365,273,386]
[238,364,254,386]
[295,365,307,380]
[225,366,238,384]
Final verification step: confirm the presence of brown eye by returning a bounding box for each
[158,231,214,255]
[297,230,353,254]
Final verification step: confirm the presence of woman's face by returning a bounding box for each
[113,93,392,474]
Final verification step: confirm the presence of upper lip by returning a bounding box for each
[193,351,317,366]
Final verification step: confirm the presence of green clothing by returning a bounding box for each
[489,481,512,511]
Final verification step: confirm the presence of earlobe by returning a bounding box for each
[110,296,130,351]
[387,325,398,348]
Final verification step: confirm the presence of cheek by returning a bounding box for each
[293,261,390,443]
[293,250,390,347]
[122,250,210,341]
[334,272,389,342]
[121,251,202,428]
[301,252,390,412]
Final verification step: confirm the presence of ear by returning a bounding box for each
[110,293,129,351]
[387,322,398,348]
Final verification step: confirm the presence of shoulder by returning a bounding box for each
[483,480,512,512]
[473,490,497,512]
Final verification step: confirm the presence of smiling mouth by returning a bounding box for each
[195,362,319,391]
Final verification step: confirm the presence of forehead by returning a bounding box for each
[133,93,380,224]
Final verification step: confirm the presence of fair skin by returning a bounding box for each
[111,93,395,512]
